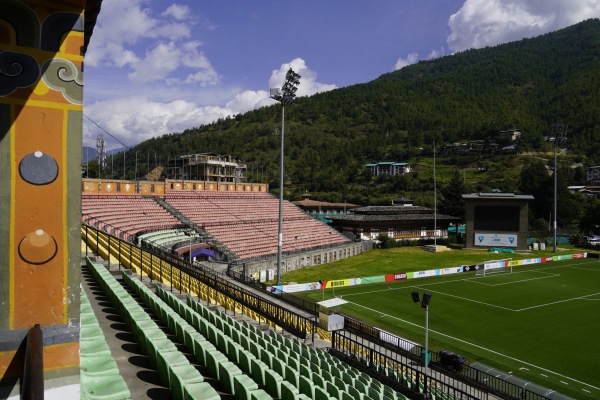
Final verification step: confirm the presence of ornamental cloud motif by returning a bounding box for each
[0,51,41,97]
[41,58,83,104]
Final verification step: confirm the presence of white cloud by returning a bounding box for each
[85,0,160,67]
[124,40,220,85]
[85,96,232,147]
[85,0,217,86]
[128,41,181,82]
[161,3,191,21]
[427,47,446,60]
[394,52,419,70]
[84,58,336,147]
[448,0,600,52]
[268,58,336,98]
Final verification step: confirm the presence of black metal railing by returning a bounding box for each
[331,330,484,400]
[227,266,320,316]
[82,224,315,339]
[339,313,561,400]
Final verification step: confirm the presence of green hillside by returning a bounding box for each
[92,19,600,231]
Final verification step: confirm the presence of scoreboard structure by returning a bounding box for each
[462,193,534,251]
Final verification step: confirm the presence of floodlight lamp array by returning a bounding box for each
[270,68,301,105]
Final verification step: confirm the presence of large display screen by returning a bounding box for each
[474,205,520,231]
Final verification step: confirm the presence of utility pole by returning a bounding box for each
[552,123,568,252]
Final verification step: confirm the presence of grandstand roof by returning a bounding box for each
[292,199,360,210]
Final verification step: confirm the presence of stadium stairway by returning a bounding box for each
[151,196,236,261]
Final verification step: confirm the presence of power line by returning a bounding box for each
[83,113,131,150]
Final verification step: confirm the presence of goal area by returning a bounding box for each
[475,258,512,277]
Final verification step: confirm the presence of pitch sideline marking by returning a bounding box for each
[344,299,600,393]
[515,292,600,311]
[464,272,559,287]
[411,285,516,311]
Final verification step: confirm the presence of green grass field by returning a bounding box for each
[295,256,600,399]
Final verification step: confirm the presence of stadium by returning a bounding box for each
[1,2,599,400]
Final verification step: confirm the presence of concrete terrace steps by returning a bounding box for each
[422,244,451,253]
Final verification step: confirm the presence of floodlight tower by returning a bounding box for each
[270,68,301,286]
[552,124,568,253]
[412,291,432,397]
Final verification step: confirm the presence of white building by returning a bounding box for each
[366,162,411,176]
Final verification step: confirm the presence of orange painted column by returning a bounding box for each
[0,0,86,394]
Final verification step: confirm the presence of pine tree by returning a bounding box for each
[439,168,469,221]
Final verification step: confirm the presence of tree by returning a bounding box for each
[580,198,600,233]
[439,168,469,221]
[519,158,552,222]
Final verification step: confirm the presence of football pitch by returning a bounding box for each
[308,257,600,399]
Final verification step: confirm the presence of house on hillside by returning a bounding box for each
[498,129,522,142]
[587,165,600,184]
[366,162,411,176]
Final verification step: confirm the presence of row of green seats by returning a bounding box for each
[160,283,404,400]
[86,258,218,400]
[124,272,259,399]
[150,283,273,400]
[80,286,131,400]
[263,321,410,400]
[120,271,223,400]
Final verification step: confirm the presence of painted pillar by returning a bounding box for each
[0,0,85,396]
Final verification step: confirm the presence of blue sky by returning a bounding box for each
[83,0,600,149]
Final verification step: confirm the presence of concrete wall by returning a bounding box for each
[82,178,269,195]
[245,241,372,280]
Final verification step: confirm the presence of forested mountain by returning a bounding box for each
[93,19,600,232]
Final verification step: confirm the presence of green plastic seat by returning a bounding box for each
[80,373,131,400]
[238,349,253,375]
[80,324,104,341]
[169,364,204,400]
[192,336,217,366]
[299,375,314,398]
[314,385,333,400]
[250,388,273,400]
[156,350,189,386]
[326,381,342,400]
[259,348,273,369]
[218,360,243,395]
[280,380,300,399]
[250,358,269,386]
[299,364,312,381]
[263,369,284,399]
[271,357,285,378]
[183,381,221,400]
[80,355,120,377]
[140,329,171,365]
[205,348,228,380]
[333,376,348,393]
[226,339,243,364]
[80,339,111,357]
[283,365,298,386]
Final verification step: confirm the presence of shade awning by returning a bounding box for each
[190,248,215,259]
